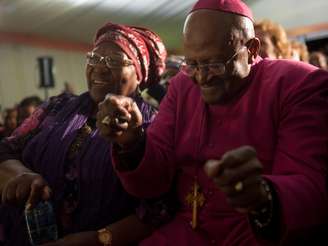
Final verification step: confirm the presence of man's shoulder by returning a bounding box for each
[169,72,198,95]
[254,58,326,88]
[254,58,328,103]
[259,58,318,77]
[45,92,81,115]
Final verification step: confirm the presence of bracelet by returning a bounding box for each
[250,179,273,229]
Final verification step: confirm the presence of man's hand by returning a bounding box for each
[96,94,143,146]
[204,146,268,213]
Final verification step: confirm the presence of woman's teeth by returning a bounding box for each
[93,80,107,85]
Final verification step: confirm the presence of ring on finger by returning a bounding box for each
[234,181,243,192]
[101,115,111,126]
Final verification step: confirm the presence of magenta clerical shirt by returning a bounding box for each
[114,57,328,245]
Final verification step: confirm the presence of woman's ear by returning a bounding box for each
[247,37,260,63]
[131,65,141,85]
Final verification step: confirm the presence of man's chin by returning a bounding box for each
[201,91,224,105]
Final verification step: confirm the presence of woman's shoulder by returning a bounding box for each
[46,92,79,114]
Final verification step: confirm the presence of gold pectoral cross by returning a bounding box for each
[185,180,205,229]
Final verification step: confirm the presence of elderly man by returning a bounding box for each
[96,0,328,245]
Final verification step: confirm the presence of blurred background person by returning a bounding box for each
[141,83,166,109]
[290,40,310,62]
[0,107,4,128]
[255,19,291,59]
[159,55,184,90]
[141,54,184,108]
[17,95,43,125]
[62,81,76,95]
[0,108,18,140]
[309,51,328,70]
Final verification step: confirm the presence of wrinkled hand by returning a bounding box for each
[41,231,99,246]
[204,146,268,213]
[96,94,143,146]
[2,172,51,208]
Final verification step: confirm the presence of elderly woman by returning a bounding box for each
[0,22,168,246]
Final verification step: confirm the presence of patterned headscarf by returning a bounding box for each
[94,22,167,87]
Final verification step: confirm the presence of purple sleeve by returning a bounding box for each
[263,69,328,237]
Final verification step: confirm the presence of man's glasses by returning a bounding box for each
[180,46,247,77]
[86,51,134,69]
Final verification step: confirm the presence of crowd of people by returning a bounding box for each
[0,0,327,245]
[0,96,42,140]
[255,19,327,68]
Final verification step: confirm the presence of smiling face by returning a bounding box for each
[86,42,140,103]
[183,10,259,105]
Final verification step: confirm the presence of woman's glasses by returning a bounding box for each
[86,51,134,69]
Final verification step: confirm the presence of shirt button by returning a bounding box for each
[211,239,216,244]
[208,190,213,196]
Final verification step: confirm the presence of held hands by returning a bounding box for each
[2,172,51,209]
[96,94,143,146]
[204,146,269,213]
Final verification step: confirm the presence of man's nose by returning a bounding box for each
[195,67,211,85]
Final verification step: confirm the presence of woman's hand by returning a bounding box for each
[96,94,143,146]
[1,172,51,208]
[41,231,100,246]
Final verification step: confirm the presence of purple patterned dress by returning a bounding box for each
[0,92,175,245]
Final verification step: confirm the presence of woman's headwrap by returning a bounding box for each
[94,22,167,88]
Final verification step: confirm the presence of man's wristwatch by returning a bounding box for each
[97,226,113,245]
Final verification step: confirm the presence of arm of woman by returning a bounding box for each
[0,111,44,193]
[42,214,152,246]
[0,107,48,205]
[105,214,152,245]
[0,96,66,206]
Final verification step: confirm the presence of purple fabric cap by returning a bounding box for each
[190,0,254,22]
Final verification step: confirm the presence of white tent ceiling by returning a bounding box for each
[0,0,327,50]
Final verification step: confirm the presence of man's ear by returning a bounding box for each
[247,37,260,63]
